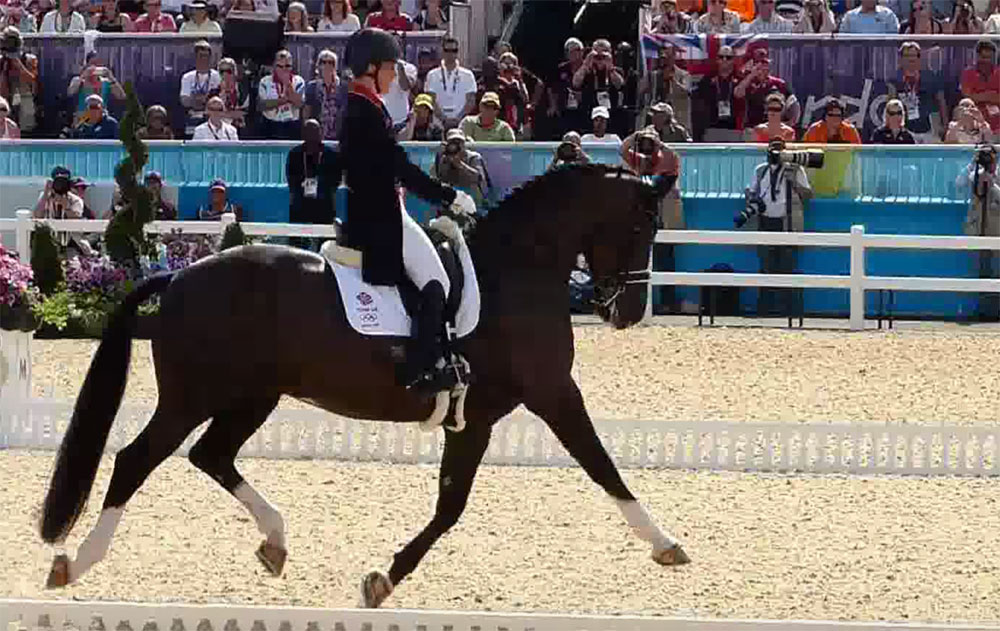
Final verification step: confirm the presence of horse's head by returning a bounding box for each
[586,170,674,329]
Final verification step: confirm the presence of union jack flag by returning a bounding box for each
[640,32,769,80]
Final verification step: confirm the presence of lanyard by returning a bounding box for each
[193,72,211,94]
[439,63,460,93]
[304,149,322,175]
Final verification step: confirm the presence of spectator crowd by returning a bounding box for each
[0,0,996,146]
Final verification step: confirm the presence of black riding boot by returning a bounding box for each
[407,280,457,398]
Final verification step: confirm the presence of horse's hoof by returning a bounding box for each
[255,541,287,577]
[46,554,70,588]
[359,570,393,609]
[652,545,691,566]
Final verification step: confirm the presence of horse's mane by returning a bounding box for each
[496,163,636,216]
[470,163,639,244]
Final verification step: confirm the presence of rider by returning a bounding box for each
[341,27,476,398]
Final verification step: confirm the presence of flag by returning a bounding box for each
[640,33,769,80]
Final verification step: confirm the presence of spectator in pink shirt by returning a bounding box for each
[364,0,412,30]
[132,0,176,31]
[960,40,1000,134]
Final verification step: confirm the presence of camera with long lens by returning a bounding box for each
[444,138,463,156]
[768,147,825,169]
[734,188,767,229]
[51,174,72,196]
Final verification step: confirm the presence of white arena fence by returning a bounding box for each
[3,599,1000,631]
[646,227,1000,329]
[3,210,999,331]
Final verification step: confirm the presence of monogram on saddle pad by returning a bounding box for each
[319,219,480,340]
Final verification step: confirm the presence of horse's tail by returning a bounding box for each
[39,272,175,544]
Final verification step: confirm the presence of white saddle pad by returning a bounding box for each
[327,249,480,339]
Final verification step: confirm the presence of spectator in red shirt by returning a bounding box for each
[364,0,412,30]
[960,40,1000,134]
[132,0,176,31]
[735,50,799,130]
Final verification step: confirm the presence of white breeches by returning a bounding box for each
[401,206,450,295]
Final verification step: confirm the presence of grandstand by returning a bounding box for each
[0,0,998,319]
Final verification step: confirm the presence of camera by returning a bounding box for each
[735,189,766,228]
[0,28,22,58]
[975,145,996,169]
[444,139,463,156]
[638,137,657,156]
[51,174,72,195]
[768,147,825,169]
[557,140,580,162]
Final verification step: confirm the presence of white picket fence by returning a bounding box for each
[3,599,1000,631]
[1,393,998,475]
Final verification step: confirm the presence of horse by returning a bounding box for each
[38,163,688,608]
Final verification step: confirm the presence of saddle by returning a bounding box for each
[320,219,478,433]
[321,222,465,326]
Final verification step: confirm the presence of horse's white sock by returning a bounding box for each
[234,481,285,548]
[71,506,124,582]
[614,498,677,550]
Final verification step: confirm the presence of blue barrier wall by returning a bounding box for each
[0,141,992,318]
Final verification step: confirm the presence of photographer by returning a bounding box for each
[0,26,39,135]
[737,138,817,316]
[548,131,592,171]
[431,128,489,207]
[946,0,984,32]
[34,166,93,256]
[956,143,999,319]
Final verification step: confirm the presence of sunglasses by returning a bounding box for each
[826,111,843,118]
[443,47,459,53]
[719,54,734,59]
[886,109,903,116]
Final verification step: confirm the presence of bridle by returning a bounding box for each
[592,172,658,313]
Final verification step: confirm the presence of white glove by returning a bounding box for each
[429,215,461,240]
[449,189,476,217]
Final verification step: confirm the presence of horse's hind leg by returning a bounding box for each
[47,404,203,588]
[187,394,285,576]
[525,378,690,567]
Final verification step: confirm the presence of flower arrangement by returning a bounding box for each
[0,244,40,331]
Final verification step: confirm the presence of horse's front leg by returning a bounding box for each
[524,377,690,567]
[360,421,494,608]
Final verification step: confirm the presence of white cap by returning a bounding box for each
[591,105,610,120]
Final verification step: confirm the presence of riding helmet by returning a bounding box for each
[344,28,401,79]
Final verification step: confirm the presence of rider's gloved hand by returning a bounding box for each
[449,189,477,217]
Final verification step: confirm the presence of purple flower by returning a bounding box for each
[0,244,37,309]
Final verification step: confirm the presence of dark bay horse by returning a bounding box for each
[38,164,688,608]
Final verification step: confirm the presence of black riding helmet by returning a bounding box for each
[344,28,401,79]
